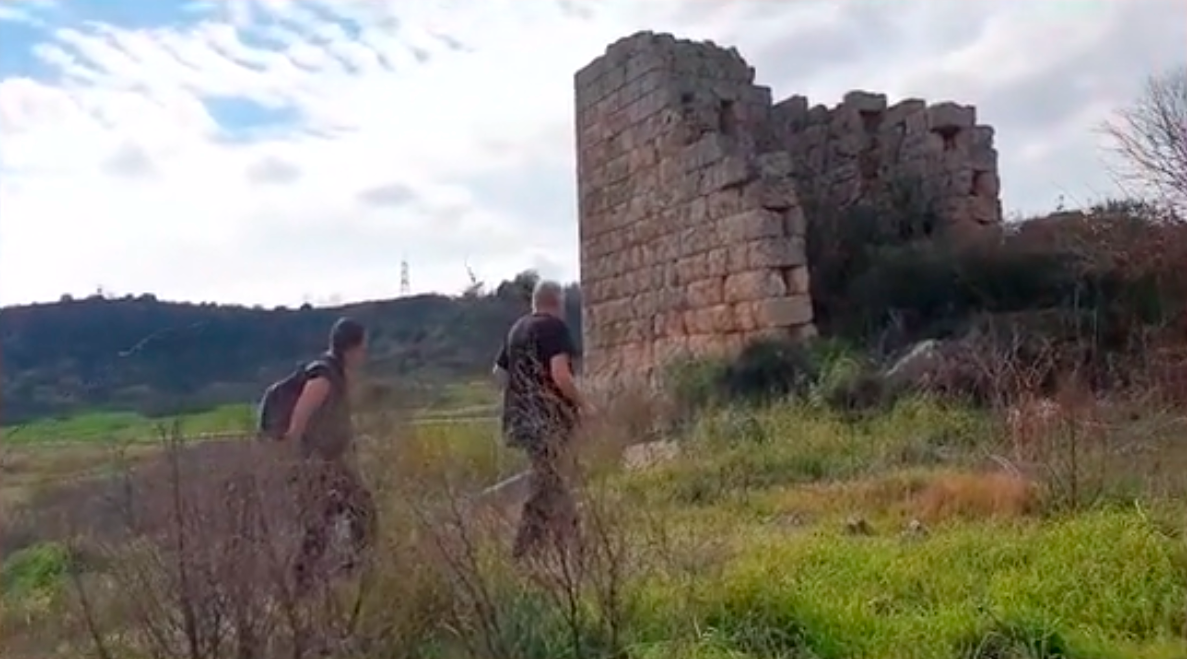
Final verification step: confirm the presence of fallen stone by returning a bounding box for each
[883,339,946,388]
[623,440,681,471]
[902,518,929,540]
[844,516,873,536]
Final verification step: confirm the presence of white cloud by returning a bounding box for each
[0,0,1183,306]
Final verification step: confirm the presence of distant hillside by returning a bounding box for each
[0,272,581,424]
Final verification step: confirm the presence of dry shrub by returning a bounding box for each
[582,380,672,468]
[390,401,652,659]
[64,434,386,659]
[919,323,1061,407]
[991,376,1187,511]
[911,471,1042,524]
[1004,397,1066,465]
[58,391,657,659]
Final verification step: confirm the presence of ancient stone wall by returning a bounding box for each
[574,32,1003,386]
[768,92,1002,237]
[575,33,815,386]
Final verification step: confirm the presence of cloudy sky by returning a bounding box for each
[0,0,1182,307]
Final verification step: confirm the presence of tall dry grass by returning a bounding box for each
[30,386,683,659]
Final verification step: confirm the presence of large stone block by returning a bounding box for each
[724,270,787,303]
[752,296,815,327]
[719,208,786,242]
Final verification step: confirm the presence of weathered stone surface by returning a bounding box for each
[724,270,787,302]
[927,102,976,131]
[576,32,1002,388]
[751,296,814,327]
[769,89,1002,233]
[576,32,817,387]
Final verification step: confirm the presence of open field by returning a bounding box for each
[1,380,501,446]
[4,386,1187,659]
[2,404,258,446]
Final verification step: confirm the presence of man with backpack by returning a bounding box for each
[257,317,376,591]
[492,280,584,562]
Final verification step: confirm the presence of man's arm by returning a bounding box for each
[492,344,509,388]
[549,353,582,409]
[284,377,331,442]
[544,321,582,410]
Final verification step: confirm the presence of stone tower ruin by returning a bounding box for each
[574,32,1002,386]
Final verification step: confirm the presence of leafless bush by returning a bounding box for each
[964,328,1187,511]
[48,387,662,659]
[51,400,470,659]
[936,325,1060,410]
[953,330,1122,510]
[395,397,652,659]
[65,432,359,659]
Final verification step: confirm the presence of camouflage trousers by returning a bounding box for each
[511,435,579,561]
[292,459,377,591]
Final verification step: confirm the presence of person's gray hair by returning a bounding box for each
[531,279,565,310]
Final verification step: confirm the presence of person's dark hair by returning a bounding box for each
[329,317,367,357]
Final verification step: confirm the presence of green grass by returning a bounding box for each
[2,404,258,446]
[2,381,501,445]
[1,542,73,599]
[624,510,1186,659]
[588,398,1187,658]
[6,391,1187,659]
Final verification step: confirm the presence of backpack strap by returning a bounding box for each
[305,353,346,392]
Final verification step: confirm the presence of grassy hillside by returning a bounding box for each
[0,272,579,425]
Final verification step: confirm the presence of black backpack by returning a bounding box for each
[256,364,310,441]
[256,356,344,440]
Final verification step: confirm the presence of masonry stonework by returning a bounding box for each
[575,32,1002,386]
[768,92,1002,237]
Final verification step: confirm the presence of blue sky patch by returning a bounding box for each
[0,0,217,78]
[0,17,54,77]
[202,95,303,141]
[57,0,210,30]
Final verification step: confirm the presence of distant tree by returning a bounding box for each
[1104,65,1187,212]
[495,269,540,302]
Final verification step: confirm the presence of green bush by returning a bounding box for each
[822,371,899,415]
[665,339,828,426]
[1,541,75,600]
[805,195,1187,397]
[717,339,820,405]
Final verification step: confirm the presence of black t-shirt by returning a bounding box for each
[495,312,579,445]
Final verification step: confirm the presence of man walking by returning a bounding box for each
[493,280,583,561]
[281,317,376,591]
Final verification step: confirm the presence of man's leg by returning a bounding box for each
[293,464,333,593]
[543,432,579,556]
[512,440,553,560]
[512,435,577,561]
[335,464,377,564]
